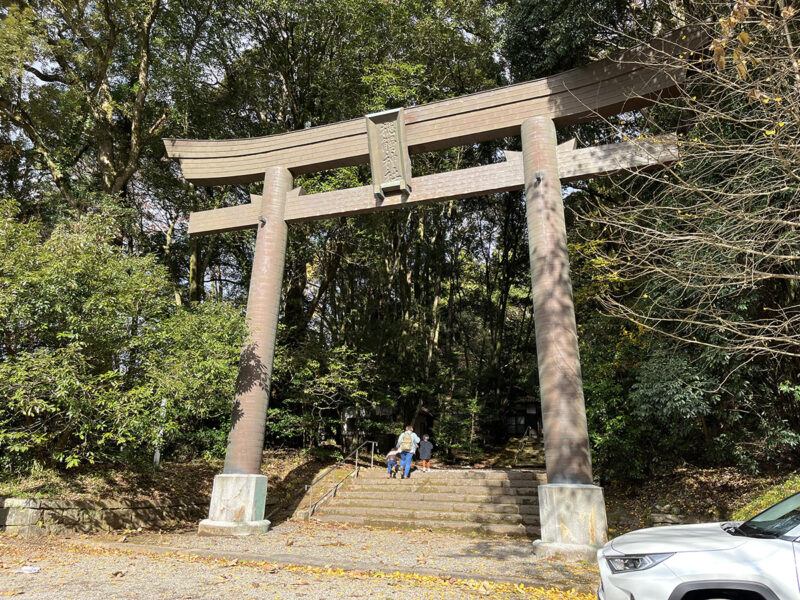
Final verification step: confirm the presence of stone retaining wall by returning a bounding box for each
[0,497,208,537]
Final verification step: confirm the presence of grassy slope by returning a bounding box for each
[731,471,800,520]
[603,466,791,535]
[0,450,334,508]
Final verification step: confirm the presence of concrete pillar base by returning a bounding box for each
[198,518,270,537]
[531,541,599,563]
[532,483,607,562]
[197,474,269,537]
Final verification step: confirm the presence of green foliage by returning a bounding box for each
[504,0,632,79]
[581,318,649,481]
[0,345,127,468]
[129,301,246,460]
[0,199,165,468]
[631,348,717,425]
[433,393,490,464]
[0,199,245,470]
[272,344,384,447]
[0,5,37,86]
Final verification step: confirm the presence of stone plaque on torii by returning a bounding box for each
[164,29,696,558]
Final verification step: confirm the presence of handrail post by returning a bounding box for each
[302,441,375,519]
[370,442,375,468]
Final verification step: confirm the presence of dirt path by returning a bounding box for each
[0,523,598,600]
[111,520,598,590]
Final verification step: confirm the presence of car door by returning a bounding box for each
[794,527,800,598]
[787,523,800,599]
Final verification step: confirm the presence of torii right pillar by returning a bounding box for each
[522,116,608,561]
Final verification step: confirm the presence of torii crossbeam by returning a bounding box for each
[185,139,677,233]
[165,28,698,557]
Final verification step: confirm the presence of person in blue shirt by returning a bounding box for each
[396,425,421,479]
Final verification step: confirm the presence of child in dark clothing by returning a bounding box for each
[386,447,401,478]
[418,434,433,472]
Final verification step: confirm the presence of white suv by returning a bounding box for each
[597,491,800,600]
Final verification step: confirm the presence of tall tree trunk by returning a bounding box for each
[189,237,201,302]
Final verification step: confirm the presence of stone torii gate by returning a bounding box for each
[164,32,688,558]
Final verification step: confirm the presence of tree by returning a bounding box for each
[0,198,246,470]
[0,0,169,205]
[585,0,800,360]
[504,0,633,79]
[574,0,800,470]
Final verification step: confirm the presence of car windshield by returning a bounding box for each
[739,492,800,538]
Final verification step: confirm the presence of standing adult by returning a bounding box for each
[396,425,420,479]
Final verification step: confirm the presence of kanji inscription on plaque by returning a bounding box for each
[365,108,412,201]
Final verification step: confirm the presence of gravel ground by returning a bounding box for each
[96,520,598,589]
[0,534,595,600]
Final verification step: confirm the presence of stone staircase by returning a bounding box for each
[312,468,545,538]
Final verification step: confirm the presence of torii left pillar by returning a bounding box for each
[199,166,293,536]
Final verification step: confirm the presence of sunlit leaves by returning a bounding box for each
[0,5,38,86]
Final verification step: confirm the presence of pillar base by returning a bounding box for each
[198,518,270,537]
[531,541,599,562]
[532,483,607,562]
[198,474,270,537]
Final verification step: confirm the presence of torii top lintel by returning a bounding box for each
[164,29,698,187]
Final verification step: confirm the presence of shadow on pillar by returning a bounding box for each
[229,342,270,428]
[533,233,593,485]
[199,343,273,537]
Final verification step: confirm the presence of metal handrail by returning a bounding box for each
[305,440,376,519]
[513,426,535,465]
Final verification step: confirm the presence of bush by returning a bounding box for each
[0,200,245,470]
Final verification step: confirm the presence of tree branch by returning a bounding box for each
[111,0,161,195]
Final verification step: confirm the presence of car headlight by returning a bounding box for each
[606,553,674,573]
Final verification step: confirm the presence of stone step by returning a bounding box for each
[316,505,538,526]
[313,514,540,538]
[352,473,545,485]
[516,453,544,459]
[329,498,540,515]
[336,490,539,505]
[311,466,544,539]
[357,469,544,481]
[346,482,541,496]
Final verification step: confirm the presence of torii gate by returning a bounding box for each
[165,30,692,558]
